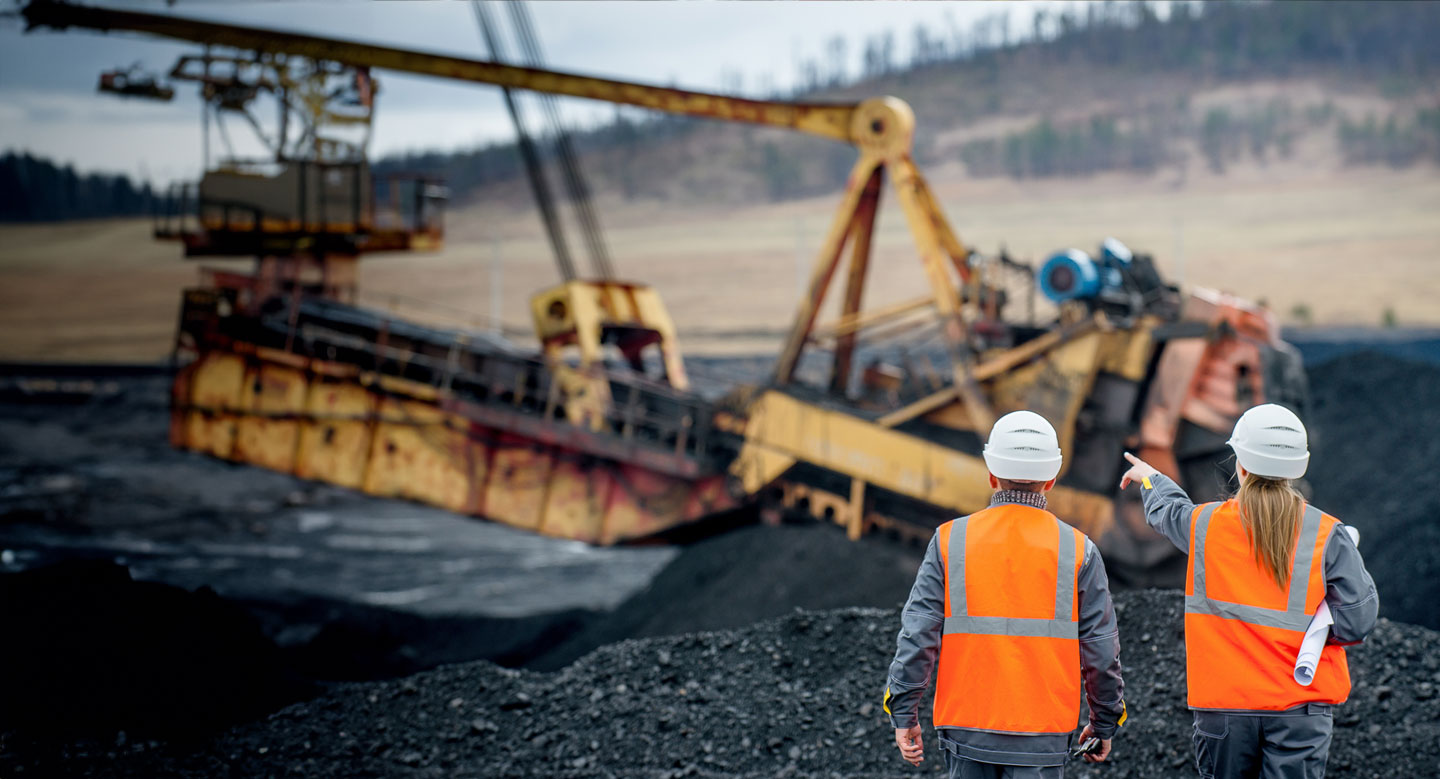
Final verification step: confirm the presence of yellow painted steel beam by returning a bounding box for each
[772,153,883,384]
[813,295,933,341]
[831,166,882,396]
[732,387,1116,540]
[886,155,994,432]
[23,1,856,144]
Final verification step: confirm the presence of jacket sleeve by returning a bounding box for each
[1138,473,1195,553]
[1323,525,1379,645]
[1077,539,1126,739]
[885,533,945,729]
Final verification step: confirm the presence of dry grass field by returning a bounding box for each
[2,161,1438,362]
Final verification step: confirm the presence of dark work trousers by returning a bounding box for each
[941,749,1065,779]
[1192,707,1334,779]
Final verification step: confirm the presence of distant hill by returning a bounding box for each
[376,0,1440,207]
[4,1,1438,222]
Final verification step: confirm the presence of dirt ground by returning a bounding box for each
[3,165,1439,361]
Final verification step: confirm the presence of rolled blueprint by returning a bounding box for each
[1293,526,1360,686]
[1294,600,1334,685]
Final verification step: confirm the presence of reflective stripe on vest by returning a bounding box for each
[942,515,1080,640]
[1185,503,1323,631]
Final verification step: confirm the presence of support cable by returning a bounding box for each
[470,0,577,282]
[505,1,615,280]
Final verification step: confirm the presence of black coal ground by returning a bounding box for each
[1305,352,1440,630]
[3,350,1440,776]
[4,591,1438,778]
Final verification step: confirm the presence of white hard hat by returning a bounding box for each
[1228,403,1309,480]
[983,410,1063,482]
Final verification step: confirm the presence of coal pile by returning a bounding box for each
[1306,352,1440,629]
[528,523,923,670]
[5,590,1437,778]
[0,560,311,737]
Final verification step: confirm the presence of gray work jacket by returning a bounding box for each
[885,499,1126,767]
[1139,472,1379,710]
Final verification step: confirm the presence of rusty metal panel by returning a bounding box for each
[463,432,494,517]
[295,378,374,489]
[172,346,733,545]
[233,361,307,473]
[183,352,247,459]
[682,476,735,525]
[537,457,611,543]
[600,466,692,543]
[483,435,553,531]
[1138,339,1207,480]
[362,398,470,513]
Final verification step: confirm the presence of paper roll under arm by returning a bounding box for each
[1292,525,1359,686]
[1293,600,1334,685]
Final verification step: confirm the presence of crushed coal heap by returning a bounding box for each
[526,523,924,670]
[3,591,1436,778]
[1306,352,1440,630]
[0,560,312,737]
[3,351,1439,776]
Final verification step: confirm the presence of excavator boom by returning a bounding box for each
[22,0,856,144]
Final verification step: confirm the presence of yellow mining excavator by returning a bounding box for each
[24,1,1306,582]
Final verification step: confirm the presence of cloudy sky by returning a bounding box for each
[0,0,1072,184]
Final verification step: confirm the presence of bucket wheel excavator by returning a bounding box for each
[23,0,1306,583]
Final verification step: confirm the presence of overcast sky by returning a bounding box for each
[0,0,1074,184]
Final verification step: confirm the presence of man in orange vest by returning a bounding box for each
[884,411,1126,777]
[1121,403,1377,777]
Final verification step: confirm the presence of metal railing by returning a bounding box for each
[200,292,728,467]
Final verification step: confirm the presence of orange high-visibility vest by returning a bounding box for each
[934,503,1084,733]
[1185,500,1351,711]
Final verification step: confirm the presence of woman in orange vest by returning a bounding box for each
[1120,403,1377,778]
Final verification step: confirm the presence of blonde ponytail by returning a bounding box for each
[1235,472,1306,589]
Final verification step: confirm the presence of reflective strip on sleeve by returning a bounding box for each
[1186,504,1323,632]
[942,516,1078,639]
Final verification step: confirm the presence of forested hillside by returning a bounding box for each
[0,153,156,222]
[385,0,1440,204]
[4,0,1439,221]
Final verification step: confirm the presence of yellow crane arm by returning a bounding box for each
[22,0,856,145]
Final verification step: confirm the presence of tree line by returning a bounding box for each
[6,1,1440,220]
[0,152,156,223]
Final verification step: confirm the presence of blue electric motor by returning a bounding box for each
[1038,238,1133,304]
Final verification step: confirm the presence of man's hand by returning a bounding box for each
[1078,724,1112,764]
[1118,451,1161,491]
[895,725,924,767]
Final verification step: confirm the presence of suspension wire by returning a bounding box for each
[470,0,577,282]
[505,1,616,280]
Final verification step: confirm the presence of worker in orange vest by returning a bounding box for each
[885,411,1126,777]
[1121,403,1378,778]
